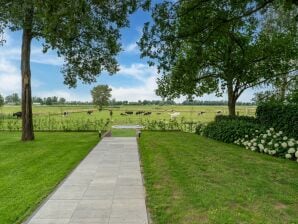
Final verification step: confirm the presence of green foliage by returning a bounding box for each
[0,94,4,107]
[5,93,20,104]
[203,119,264,143]
[0,0,150,87]
[214,115,257,123]
[91,85,112,110]
[256,103,298,138]
[139,1,297,115]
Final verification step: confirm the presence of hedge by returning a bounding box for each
[256,103,298,138]
[203,119,264,143]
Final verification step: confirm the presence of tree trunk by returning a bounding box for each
[21,12,34,141]
[227,84,236,116]
[279,73,288,102]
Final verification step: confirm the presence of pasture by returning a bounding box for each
[0,105,256,131]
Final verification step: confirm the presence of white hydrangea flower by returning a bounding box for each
[253,143,257,146]
[264,148,268,153]
[288,141,294,147]
[288,148,295,154]
[251,146,256,151]
[263,134,267,138]
[258,144,264,150]
[285,154,292,159]
[270,128,274,131]
[274,143,279,148]
[261,140,265,144]
[281,142,287,148]
[295,151,298,158]
[247,142,252,147]
[278,131,283,135]
[245,135,248,138]
[268,141,272,146]
[283,136,288,141]
[255,130,259,133]
[271,150,276,155]
[267,133,271,137]
[273,135,277,138]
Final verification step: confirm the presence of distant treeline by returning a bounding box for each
[3,93,254,106]
[181,100,255,106]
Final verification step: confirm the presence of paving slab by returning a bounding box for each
[25,137,148,224]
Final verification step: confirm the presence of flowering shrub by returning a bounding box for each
[203,119,264,143]
[235,128,298,162]
[256,103,298,138]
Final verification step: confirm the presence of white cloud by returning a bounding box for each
[0,59,21,94]
[111,76,160,101]
[0,46,63,66]
[0,58,43,96]
[111,63,161,101]
[118,63,157,82]
[124,42,139,54]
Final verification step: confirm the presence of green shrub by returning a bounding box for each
[256,103,298,138]
[215,115,257,123]
[203,120,264,143]
[195,122,207,135]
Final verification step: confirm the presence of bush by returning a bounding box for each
[203,119,264,143]
[235,128,298,162]
[215,115,257,123]
[195,123,207,135]
[256,103,298,138]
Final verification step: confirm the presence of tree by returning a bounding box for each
[0,0,149,141]
[58,97,66,104]
[139,0,297,115]
[5,93,21,105]
[91,85,112,110]
[0,94,4,107]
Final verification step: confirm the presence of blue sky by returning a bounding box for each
[0,7,256,102]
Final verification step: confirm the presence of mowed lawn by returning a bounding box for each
[139,132,298,224]
[0,132,98,224]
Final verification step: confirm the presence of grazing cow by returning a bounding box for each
[120,113,127,116]
[110,110,113,116]
[13,111,22,119]
[198,111,206,115]
[87,110,93,115]
[169,112,180,119]
[63,112,69,116]
[216,110,222,114]
[144,112,151,115]
[125,111,133,115]
[135,111,145,115]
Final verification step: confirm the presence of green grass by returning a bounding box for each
[0,105,256,126]
[139,131,298,224]
[111,128,137,137]
[0,132,99,224]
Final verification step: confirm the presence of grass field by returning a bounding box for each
[0,105,256,131]
[139,131,298,224]
[0,132,98,224]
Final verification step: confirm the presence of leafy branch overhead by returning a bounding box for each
[0,0,150,87]
[139,0,297,115]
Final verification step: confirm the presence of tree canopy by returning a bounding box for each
[91,85,112,110]
[139,0,297,115]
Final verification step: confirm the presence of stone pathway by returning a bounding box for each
[25,137,148,224]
